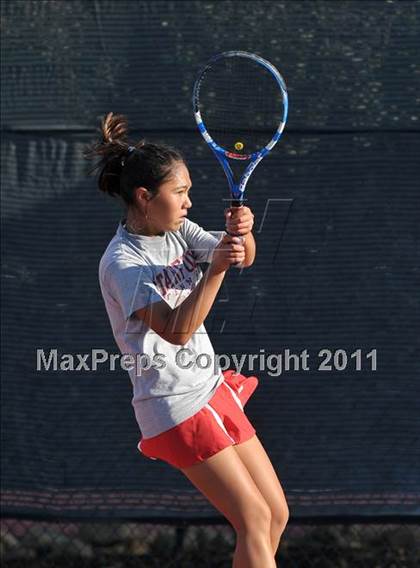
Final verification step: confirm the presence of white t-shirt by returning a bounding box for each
[98,217,227,439]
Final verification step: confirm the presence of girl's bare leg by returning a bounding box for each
[180,444,277,568]
[233,435,289,555]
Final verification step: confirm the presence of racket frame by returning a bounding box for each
[192,50,288,205]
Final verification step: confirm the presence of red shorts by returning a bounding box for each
[137,370,259,469]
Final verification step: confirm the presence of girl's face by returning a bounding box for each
[146,161,193,233]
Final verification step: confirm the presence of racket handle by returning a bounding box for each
[228,200,245,267]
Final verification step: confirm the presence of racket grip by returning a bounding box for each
[228,200,245,267]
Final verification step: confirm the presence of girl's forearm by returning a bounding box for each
[168,264,226,344]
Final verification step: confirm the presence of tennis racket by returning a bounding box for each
[192,50,288,248]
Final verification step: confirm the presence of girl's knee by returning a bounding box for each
[271,502,290,534]
[236,499,272,535]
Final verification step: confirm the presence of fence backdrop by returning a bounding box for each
[1,0,419,529]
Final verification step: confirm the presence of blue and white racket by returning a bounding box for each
[192,50,288,218]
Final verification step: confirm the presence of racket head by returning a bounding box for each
[192,51,288,160]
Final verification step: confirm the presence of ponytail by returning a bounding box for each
[83,112,184,205]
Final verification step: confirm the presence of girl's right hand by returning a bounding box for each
[210,235,245,273]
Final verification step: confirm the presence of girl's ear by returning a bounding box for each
[135,186,149,200]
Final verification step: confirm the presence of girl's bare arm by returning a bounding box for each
[134,235,244,345]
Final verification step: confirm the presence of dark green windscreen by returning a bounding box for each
[1,0,419,520]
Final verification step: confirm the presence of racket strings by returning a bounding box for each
[197,57,284,155]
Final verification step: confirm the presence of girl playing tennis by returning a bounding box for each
[85,112,289,567]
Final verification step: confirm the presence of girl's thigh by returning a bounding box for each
[233,435,289,524]
[179,443,272,533]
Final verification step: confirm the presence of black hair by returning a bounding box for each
[83,112,185,205]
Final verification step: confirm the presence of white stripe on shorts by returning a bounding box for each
[204,403,236,444]
[137,439,157,460]
[222,380,244,411]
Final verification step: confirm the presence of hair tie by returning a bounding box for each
[121,145,136,167]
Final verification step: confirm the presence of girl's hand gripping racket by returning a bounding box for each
[192,50,288,264]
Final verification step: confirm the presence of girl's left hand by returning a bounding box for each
[224,206,254,236]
